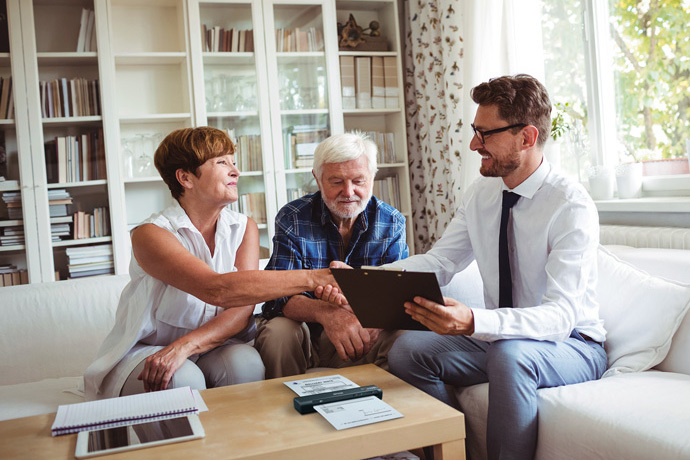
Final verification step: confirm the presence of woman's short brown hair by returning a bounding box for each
[470,74,552,147]
[154,127,235,200]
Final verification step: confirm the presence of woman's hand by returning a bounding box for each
[138,344,190,392]
[314,283,347,305]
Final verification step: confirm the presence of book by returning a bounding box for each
[340,56,356,110]
[355,57,372,109]
[383,56,399,108]
[76,8,89,52]
[371,56,386,109]
[51,386,199,436]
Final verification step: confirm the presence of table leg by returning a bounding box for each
[433,439,466,460]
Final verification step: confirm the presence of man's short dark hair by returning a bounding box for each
[470,74,552,147]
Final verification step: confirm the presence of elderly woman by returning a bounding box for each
[85,127,338,400]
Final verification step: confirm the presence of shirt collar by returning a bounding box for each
[166,200,242,240]
[504,157,551,200]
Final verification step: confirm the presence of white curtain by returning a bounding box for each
[404,0,544,253]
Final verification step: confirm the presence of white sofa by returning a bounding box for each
[1,246,689,460]
[444,246,690,460]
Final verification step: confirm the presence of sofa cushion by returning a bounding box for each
[0,377,84,421]
[597,246,690,376]
[605,245,690,375]
[535,371,690,460]
[0,275,129,385]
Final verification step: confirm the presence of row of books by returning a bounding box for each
[340,56,399,110]
[362,131,398,164]
[0,264,28,286]
[275,27,324,52]
[202,26,254,52]
[72,207,110,240]
[0,224,23,246]
[227,192,267,224]
[0,76,14,119]
[373,175,401,210]
[40,77,101,119]
[231,133,263,171]
[284,125,329,170]
[66,244,113,279]
[45,130,107,184]
[286,187,316,202]
[76,8,98,52]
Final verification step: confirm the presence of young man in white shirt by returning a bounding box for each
[341,75,608,460]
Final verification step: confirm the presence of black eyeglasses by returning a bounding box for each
[471,123,527,145]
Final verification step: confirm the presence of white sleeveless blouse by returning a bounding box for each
[84,201,250,400]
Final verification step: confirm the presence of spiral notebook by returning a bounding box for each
[51,386,199,436]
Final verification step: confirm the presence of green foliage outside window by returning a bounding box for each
[610,0,690,161]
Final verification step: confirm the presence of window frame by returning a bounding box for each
[583,0,690,205]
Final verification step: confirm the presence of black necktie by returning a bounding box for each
[499,191,520,308]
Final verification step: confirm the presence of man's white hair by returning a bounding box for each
[312,131,378,180]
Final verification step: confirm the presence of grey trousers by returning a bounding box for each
[254,316,404,379]
[120,342,265,396]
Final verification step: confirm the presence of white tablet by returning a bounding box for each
[74,415,205,458]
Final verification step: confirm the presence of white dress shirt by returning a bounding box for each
[84,201,251,400]
[388,160,606,343]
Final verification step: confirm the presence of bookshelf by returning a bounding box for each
[3,0,413,287]
[336,0,413,245]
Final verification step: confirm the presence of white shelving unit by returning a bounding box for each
[2,0,413,287]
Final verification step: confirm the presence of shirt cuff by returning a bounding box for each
[470,308,499,340]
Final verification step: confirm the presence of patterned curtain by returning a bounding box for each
[404,0,465,254]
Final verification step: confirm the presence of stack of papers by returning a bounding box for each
[284,375,403,430]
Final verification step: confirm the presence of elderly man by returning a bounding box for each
[255,131,409,378]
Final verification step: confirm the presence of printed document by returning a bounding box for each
[284,374,359,396]
[314,395,403,430]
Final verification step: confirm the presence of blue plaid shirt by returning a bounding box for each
[261,191,409,319]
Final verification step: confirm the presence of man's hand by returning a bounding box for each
[404,296,475,335]
[320,306,373,362]
[138,344,189,392]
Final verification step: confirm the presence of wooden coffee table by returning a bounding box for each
[0,364,465,459]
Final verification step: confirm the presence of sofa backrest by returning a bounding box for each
[0,275,129,385]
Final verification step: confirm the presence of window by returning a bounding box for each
[541,0,690,196]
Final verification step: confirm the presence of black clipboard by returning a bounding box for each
[331,268,444,331]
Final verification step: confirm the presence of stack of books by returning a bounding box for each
[339,56,399,110]
[1,191,22,219]
[373,175,401,210]
[0,264,28,286]
[73,206,110,239]
[75,8,97,52]
[0,76,14,119]
[362,131,397,164]
[284,125,329,169]
[201,26,254,52]
[0,225,24,246]
[51,216,72,242]
[227,192,267,224]
[44,129,106,183]
[39,77,100,119]
[233,133,263,172]
[66,244,114,279]
[275,27,323,52]
[48,190,73,217]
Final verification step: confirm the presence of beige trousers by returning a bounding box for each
[254,316,404,379]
